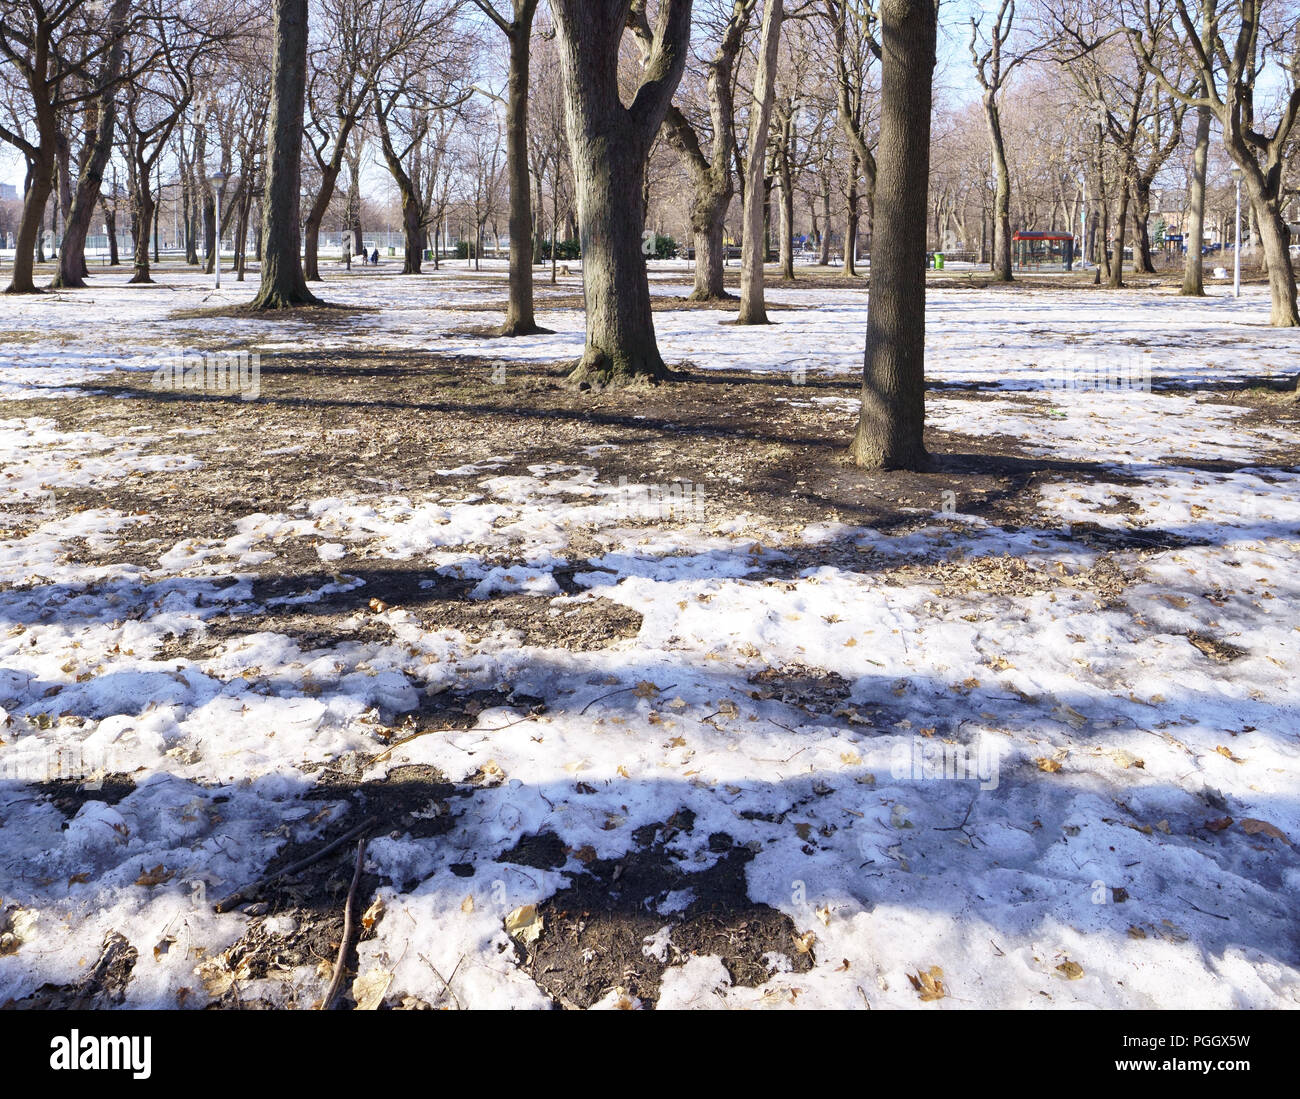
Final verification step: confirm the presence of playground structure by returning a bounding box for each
[1012,231,1077,271]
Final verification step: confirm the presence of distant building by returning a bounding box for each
[0,182,17,201]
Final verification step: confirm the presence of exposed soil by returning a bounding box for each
[5,284,1299,1010]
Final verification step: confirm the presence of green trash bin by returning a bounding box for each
[934,252,944,270]
[387,246,395,256]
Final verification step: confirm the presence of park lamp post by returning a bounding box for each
[1230,167,1243,298]
[209,169,228,289]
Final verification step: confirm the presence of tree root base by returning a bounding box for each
[566,352,679,390]
[248,288,324,310]
[499,322,555,338]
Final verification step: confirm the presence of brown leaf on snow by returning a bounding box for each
[907,966,946,1001]
[361,896,386,931]
[1239,818,1290,845]
[1056,960,1084,980]
[135,864,175,887]
[633,680,661,699]
[1204,816,1233,832]
[1035,757,1063,773]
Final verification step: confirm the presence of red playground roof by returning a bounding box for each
[1012,231,1076,241]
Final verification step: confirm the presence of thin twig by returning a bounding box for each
[1180,897,1230,921]
[371,713,537,765]
[579,683,677,716]
[213,815,379,913]
[322,836,369,1010]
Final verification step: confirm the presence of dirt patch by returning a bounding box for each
[518,815,812,1008]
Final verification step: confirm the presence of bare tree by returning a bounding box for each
[969,0,1038,282]
[472,0,548,333]
[251,0,318,307]
[849,0,937,471]
[550,0,693,386]
[635,0,758,300]
[0,0,146,292]
[1130,0,1300,325]
[737,0,783,324]
[822,0,879,273]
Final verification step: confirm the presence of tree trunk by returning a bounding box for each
[6,148,55,294]
[303,160,342,281]
[984,90,1012,282]
[849,0,936,471]
[1247,188,1299,326]
[1134,179,1156,274]
[737,0,783,325]
[843,161,859,276]
[54,32,128,291]
[819,181,832,264]
[251,0,319,308]
[1109,185,1129,289]
[1179,118,1207,293]
[566,138,662,384]
[501,4,546,336]
[104,203,119,265]
[128,185,154,283]
[203,192,217,273]
[692,215,727,299]
[551,0,692,386]
[778,149,795,280]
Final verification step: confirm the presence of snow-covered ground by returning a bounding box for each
[1,265,1297,1009]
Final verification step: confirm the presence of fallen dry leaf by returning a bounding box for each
[361,896,386,931]
[352,968,394,1010]
[1239,818,1290,844]
[1056,960,1084,980]
[907,966,946,1001]
[135,864,175,887]
[505,904,543,944]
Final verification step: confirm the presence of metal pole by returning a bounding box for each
[1233,176,1241,298]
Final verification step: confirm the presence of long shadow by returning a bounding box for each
[0,667,1295,1007]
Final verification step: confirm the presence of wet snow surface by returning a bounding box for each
[1,264,1298,1009]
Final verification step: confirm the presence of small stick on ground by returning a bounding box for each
[322,836,369,1010]
[213,815,379,913]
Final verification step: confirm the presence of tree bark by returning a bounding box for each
[849,0,937,471]
[303,160,342,282]
[251,0,319,307]
[7,147,54,293]
[500,2,546,335]
[984,91,1012,281]
[1109,184,1129,288]
[777,121,795,280]
[1181,107,1210,295]
[552,0,693,386]
[819,180,832,264]
[1245,184,1299,326]
[737,0,783,325]
[843,155,859,276]
[128,183,154,283]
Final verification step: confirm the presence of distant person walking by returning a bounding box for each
[370,249,379,266]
